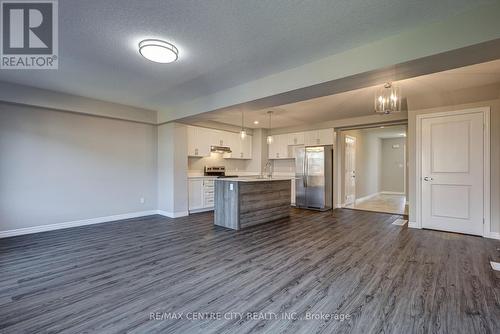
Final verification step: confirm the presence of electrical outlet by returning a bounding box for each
[140,197,145,204]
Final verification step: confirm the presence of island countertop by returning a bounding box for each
[214,178,291,230]
[216,177,293,182]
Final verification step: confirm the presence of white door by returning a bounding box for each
[344,136,356,205]
[421,111,485,235]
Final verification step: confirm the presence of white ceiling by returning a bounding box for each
[187,59,500,129]
[0,0,495,113]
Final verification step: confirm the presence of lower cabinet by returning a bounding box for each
[188,178,215,213]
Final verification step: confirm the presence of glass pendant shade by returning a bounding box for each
[266,111,273,145]
[374,83,401,114]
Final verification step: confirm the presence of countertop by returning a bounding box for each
[215,177,293,182]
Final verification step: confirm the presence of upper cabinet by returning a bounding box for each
[287,132,305,146]
[304,129,334,146]
[224,134,253,159]
[187,125,252,160]
[268,134,291,159]
[187,126,211,157]
[269,128,334,159]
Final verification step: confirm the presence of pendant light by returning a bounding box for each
[374,82,401,114]
[240,110,247,139]
[266,111,274,144]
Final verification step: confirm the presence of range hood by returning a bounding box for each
[210,145,232,153]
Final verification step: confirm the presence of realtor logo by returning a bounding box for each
[1,0,58,69]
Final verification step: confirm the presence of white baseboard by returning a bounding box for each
[380,191,405,195]
[158,210,189,218]
[408,221,420,229]
[0,210,159,238]
[487,232,500,240]
[355,192,380,203]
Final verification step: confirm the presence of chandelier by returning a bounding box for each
[374,82,401,114]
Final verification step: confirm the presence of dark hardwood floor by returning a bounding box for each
[1,209,499,334]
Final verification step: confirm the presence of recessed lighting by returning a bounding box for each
[139,39,179,63]
[253,121,259,125]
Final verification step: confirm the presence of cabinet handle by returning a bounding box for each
[276,153,279,158]
[294,138,297,144]
[240,152,243,158]
[195,148,198,155]
[316,138,320,145]
[220,140,223,145]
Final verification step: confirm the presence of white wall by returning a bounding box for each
[188,155,251,174]
[341,129,382,200]
[157,123,188,217]
[0,103,158,231]
[381,138,406,193]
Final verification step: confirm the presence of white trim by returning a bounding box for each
[487,232,500,240]
[354,192,380,203]
[415,107,491,237]
[0,210,159,238]
[380,191,405,195]
[158,210,190,218]
[408,221,420,229]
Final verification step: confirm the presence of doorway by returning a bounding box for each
[344,136,356,206]
[341,124,408,215]
[416,108,490,236]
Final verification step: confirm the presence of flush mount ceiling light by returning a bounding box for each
[253,120,259,125]
[374,82,401,114]
[139,39,179,63]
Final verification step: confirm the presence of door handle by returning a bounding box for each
[423,176,433,181]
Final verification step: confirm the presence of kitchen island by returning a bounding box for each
[214,178,291,230]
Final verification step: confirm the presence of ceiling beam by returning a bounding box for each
[161,2,500,123]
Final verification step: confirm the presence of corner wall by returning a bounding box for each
[157,123,189,217]
[0,103,158,233]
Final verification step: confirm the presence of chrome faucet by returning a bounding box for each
[264,160,273,178]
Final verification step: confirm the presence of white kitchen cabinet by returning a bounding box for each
[188,178,216,213]
[211,129,232,147]
[187,126,211,157]
[226,135,253,159]
[188,179,204,211]
[304,129,334,146]
[268,134,290,159]
[318,128,334,145]
[187,126,253,159]
[287,132,305,146]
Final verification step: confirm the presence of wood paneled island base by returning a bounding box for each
[214,178,291,230]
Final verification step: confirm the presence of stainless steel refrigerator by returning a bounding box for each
[295,145,333,210]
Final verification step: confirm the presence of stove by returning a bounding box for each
[204,166,238,178]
